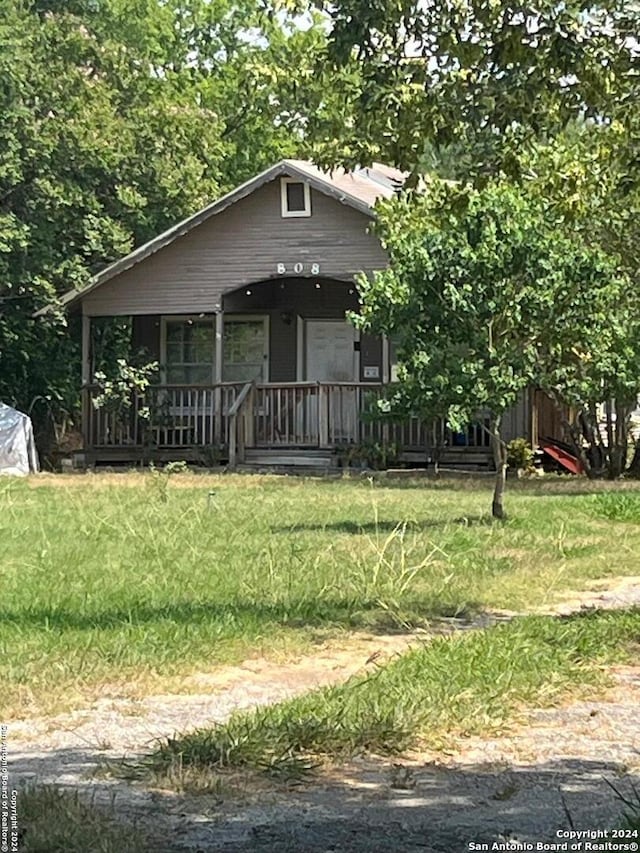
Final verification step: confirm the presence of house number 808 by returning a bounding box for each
[276,263,320,275]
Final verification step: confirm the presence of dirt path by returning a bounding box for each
[165,666,640,852]
[7,577,640,851]
[7,632,421,775]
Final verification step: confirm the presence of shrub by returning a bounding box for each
[506,438,535,472]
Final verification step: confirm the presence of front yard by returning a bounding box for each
[3,472,640,718]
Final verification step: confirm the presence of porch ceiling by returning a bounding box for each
[222,276,360,313]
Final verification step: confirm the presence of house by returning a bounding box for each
[55,159,559,469]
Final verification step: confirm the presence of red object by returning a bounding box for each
[540,441,583,475]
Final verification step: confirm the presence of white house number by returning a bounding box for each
[276,263,320,275]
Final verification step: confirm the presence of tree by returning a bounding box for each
[311,0,640,484]
[516,124,640,477]
[0,0,325,447]
[356,179,630,517]
[314,0,638,177]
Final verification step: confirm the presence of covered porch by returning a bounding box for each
[80,276,501,467]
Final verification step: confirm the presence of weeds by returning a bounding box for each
[588,491,640,523]
[350,516,450,627]
[17,785,150,852]
[144,609,640,783]
[148,460,190,502]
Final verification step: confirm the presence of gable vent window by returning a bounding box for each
[281,178,311,218]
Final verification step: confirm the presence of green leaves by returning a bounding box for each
[359,157,640,482]
[318,0,639,178]
[360,175,637,430]
[0,0,326,425]
[360,182,531,423]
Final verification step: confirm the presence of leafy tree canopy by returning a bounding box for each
[357,178,634,514]
[312,0,640,493]
[314,0,639,177]
[0,0,325,427]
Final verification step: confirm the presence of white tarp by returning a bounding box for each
[0,403,39,476]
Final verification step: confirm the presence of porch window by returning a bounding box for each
[163,318,215,384]
[280,178,311,218]
[223,317,268,382]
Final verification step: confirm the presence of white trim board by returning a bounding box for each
[280,177,312,218]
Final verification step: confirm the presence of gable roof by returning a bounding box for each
[52,159,406,313]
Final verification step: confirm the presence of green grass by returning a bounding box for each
[2,472,640,716]
[145,609,640,783]
[589,490,640,523]
[17,785,151,852]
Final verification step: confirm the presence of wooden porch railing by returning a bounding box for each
[84,383,245,449]
[231,382,490,460]
[84,380,491,461]
[228,382,254,468]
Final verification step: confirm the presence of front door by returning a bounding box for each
[304,320,358,443]
[304,320,357,381]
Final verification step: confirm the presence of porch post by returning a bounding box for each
[246,382,256,448]
[296,315,304,381]
[214,307,224,443]
[381,334,390,384]
[81,313,91,449]
[381,334,391,448]
[530,387,538,448]
[319,383,329,448]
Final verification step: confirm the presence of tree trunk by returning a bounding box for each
[490,415,508,520]
[604,399,615,472]
[609,399,631,478]
[579,407,605,476]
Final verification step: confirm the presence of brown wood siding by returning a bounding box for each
[82,179,388,317]
[535,390,567,443]
[501,393,531,444]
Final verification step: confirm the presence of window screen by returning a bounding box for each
[164,319,215,384]
[286,182,307,212]
[223,320,266,382]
